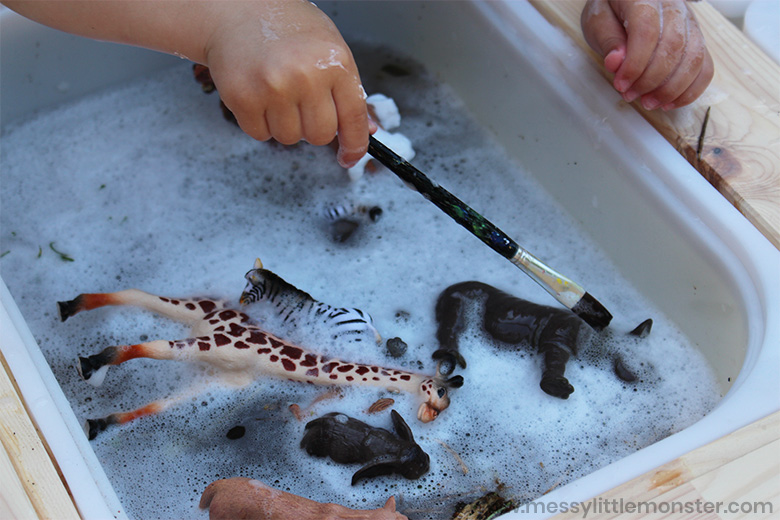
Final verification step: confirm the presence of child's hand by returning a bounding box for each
[581,0,714,110]
[2,0,375,168]
[203,1,374,167]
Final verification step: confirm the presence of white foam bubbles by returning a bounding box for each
[0,42,720,520]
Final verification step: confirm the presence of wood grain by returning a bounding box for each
[0,441,38,520]
[0,350,80,520]
[529,0,780,250]
[549,411,780,519]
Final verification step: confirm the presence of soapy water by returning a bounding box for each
[0,42,719,519]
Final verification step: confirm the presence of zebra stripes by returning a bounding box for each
[322,202,383,223]
[240,260,381,345]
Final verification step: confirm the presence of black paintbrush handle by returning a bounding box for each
[367,136,519,260]
[366,135,613,331]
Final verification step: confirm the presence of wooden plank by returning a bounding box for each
[691,439,780,519]
[529,0,780,250]
[0,350,81,520]
[0,440,38,520]
[549,411,780,519]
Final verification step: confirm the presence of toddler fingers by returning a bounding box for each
[233,112,272,143]
[622,0,688,101]
[581,0,627,72]
[213,73,273,142]
[266,102,303,146]
[333,81,370,169]
[611,0,662,93]
[300,94,338,147]
[640,14,711,110]
[661,49,714,110]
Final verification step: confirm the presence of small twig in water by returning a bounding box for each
[696,106,711,162]
[542,478,563,495]
[49,242,74,262]
[436,439,469,474]
[289,388,343,420]
[288,403,304,421]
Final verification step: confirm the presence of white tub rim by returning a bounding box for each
[1,2,778,518]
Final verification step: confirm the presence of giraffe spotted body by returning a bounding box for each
[62,260,462,439]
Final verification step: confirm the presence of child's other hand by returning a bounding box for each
[581,0,714,110]
[204,0,375,167]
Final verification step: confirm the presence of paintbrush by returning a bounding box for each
[367,135,613,330]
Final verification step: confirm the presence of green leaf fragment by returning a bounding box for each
[49,242,74,262]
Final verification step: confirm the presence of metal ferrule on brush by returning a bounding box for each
[508,249,584,309]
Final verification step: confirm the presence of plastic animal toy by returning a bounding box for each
[239,258,380,345]
[433,281,652,399]
[323,201,383,243]
[200,477,408,520]
[300,410,429,485]
[60,259,462,439]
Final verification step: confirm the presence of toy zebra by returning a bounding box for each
[239,259,380,345]
[320,201,383,243]
[322,202,383,223]
[59,259,463,439]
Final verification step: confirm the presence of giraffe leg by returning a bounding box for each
[78,332,255,385]
[58,289,224,324]
[85,387,203,440]
[85,402,165,440]
[78,340,179,384]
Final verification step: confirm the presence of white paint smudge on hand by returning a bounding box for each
[315,48,347,71]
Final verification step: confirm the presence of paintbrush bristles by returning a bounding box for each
[571,292,613,331]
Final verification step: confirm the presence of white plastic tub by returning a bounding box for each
[2,1,778,518]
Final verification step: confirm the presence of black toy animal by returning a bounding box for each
[433,281,652,399]
[301,410,429,485]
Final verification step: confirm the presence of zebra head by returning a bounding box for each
[240,258,275,305]
[239,258,382,345]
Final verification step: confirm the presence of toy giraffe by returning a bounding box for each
[60,259,463,439]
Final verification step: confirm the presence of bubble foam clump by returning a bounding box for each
[0,42,720,520]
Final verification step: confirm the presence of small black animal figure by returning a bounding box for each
[433,281,652,399]
[301,410,429,485]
